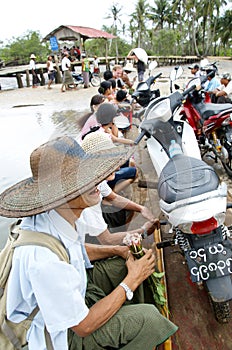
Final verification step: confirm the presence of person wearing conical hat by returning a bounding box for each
[0,136,178,350]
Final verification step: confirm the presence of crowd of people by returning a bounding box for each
[28,49,231,105]
[188,62,232,103]
[0,49,181,350]
[7,47,231,350]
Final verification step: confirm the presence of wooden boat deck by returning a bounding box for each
[129,126,232,350]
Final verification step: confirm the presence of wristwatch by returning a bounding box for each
[119,282,133,300]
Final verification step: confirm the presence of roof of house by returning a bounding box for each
[43,25,116,42]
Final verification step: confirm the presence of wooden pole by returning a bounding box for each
[26,69,30,87]
[16,73,23,88]
[153,227,172,350]
[38,68,45,86]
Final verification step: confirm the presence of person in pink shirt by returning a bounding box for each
[77,95,105,141]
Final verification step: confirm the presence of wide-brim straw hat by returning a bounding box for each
[0,136,135,218]
[30,54,36,59]
[82,132,117,153]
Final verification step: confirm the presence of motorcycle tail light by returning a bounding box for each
[191,217,218,235]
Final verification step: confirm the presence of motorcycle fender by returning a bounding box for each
[181,121,201,160]
[206,276,232,302]
[147,138,169,176]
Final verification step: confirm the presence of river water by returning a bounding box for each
[0,75,29,90]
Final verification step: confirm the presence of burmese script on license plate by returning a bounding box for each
[188,242,232,282]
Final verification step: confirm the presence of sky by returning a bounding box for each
[0,0,138,44]
[1,0,229,45]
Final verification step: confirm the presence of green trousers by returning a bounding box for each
[68,257,178,350]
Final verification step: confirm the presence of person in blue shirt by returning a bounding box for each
[204,69,220,96]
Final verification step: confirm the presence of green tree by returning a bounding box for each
[200,0,227,54]
[215,9,232,55]
[0,30,48,65]
[131,0,150,47]
[148,0,171,30]
[105,2,123,59]
[171,0,186,54]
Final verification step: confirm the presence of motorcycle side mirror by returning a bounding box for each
[170,66,183,82]
[200,58,209,68]
[148,60,158,71]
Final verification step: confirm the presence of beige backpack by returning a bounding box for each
[0,221,69,350]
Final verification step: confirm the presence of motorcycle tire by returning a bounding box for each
[220,133,232,177]
[90,74,101,87]
[209,297,231,323]
[221,156,232,178]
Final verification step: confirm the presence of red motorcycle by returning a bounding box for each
[178,74,232,177]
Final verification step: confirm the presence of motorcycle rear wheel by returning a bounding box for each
[220,134,232,177]
[90,74,101,87]
[209,297,231,323]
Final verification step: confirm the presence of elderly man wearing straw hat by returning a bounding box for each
[0,136,177,350]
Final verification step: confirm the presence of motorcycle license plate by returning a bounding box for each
[186,241,232,282]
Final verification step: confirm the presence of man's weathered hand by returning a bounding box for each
[125,249,156,290]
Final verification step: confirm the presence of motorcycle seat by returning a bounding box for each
[194,102,232,120]
[158,154,219,204]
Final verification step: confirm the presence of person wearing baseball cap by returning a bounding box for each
[188,64,200,77]
[211,72,232,103]
[95,103,134,145]
[0,135,178,350]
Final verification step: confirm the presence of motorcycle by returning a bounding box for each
[170,65,232,177]
[114,61,162,132]
[133,75,232,323]
[72,70,101,87]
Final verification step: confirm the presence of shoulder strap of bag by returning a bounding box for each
[5,223,70,350]
[11,225,69,263]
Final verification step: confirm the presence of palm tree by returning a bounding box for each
[171,0,186,54]
[193,0,226,54]
[215,9,232,55]
[148,0,171,30]
[130,0,150,47]
[105,2,123,59]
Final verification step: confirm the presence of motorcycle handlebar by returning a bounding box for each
[153,72,162,80]
[182,84,196,97]
[134,129,147,145]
